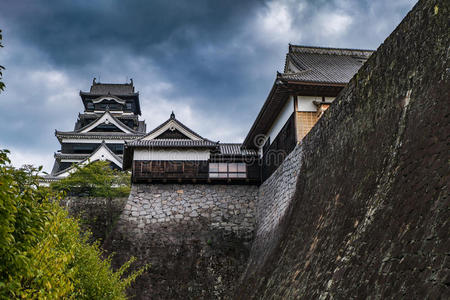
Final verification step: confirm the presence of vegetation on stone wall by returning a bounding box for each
[0,149,143,299]
[51,161,130,198]
[51,161,131,235]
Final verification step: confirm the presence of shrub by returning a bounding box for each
[0,149,144,299]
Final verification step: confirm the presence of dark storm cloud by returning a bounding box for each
[0,0,416,171]
[1,0,268,110]
[3,0,259,63]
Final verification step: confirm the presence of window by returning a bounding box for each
[209,162,246,179]
[73,144,96,154]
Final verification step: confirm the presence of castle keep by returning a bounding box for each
[42,79,146,184]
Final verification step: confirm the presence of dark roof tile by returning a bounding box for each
[127,139,218,148]
[285,46,374,84]
[217,143,257,156]
[89,83,135,95]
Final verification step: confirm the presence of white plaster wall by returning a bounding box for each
[297,96,336,112]
[133,149,211,161]
[60,159,83,163]
[266,96,294,145]
[88,146,123,167]
[297,96,320,112]
[61,139,127,143]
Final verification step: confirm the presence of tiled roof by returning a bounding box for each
[39,175,61,182]
[142,112,214,142]
[50,159,62,175]
[54,153,89,159]
[52,143,123,176]
[79,113,139,120]
[243,44,374,148]
[76,113,145,132]
[289,45,373,57]
[127,139,219,148]
[285,45,374,84]
[217,143,257,156]
[54,153,123,160]
[79,79,141,115]
[70,111,139,134]
[55,131,144,140]
[89,83,135,95]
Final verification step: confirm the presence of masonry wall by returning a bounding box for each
[105,184,258,299]
[238,0,449,298]
[120,184,256,239]
[244,143,302,277]
[61,197,127,243]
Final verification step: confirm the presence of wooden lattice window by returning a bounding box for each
[165,161,183,173]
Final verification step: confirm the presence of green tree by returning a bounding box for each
[51,160,130,198]
[51,161,131,232]
[0,149,144,299]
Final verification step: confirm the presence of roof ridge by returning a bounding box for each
[289,44,374,56]
[150,138,205,141]
[55,131,144,135]
[93,82,133,86]
[92,77,134,86]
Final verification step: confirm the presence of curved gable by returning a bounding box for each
[80,111,134,134]
[92,95,126,105]
[54,143,123,178]
[142,119,202,141]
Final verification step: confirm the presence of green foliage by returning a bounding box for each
[51,161,130,198]
[0,149,144,299]
[0,29,4,92]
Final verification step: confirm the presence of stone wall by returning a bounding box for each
[237,0,449,298]
[61,197,127,242]
[244,144,302,277]
[106,184,257,299]
[120,184,257,241]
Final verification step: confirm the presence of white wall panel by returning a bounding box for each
[134,149,210,161]
[266,97,294,146]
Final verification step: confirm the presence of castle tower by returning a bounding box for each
[44,79,146,183]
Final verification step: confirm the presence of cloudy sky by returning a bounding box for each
[0,0,416,172]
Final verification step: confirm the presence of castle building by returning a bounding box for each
[42,79,146,184]
[243,45,373,180]
[122,112,260,184]
[43,45,371,186]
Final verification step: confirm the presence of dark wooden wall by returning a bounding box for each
[132,160,261,184]
[133,161,209,180]
[262,112,297,181]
